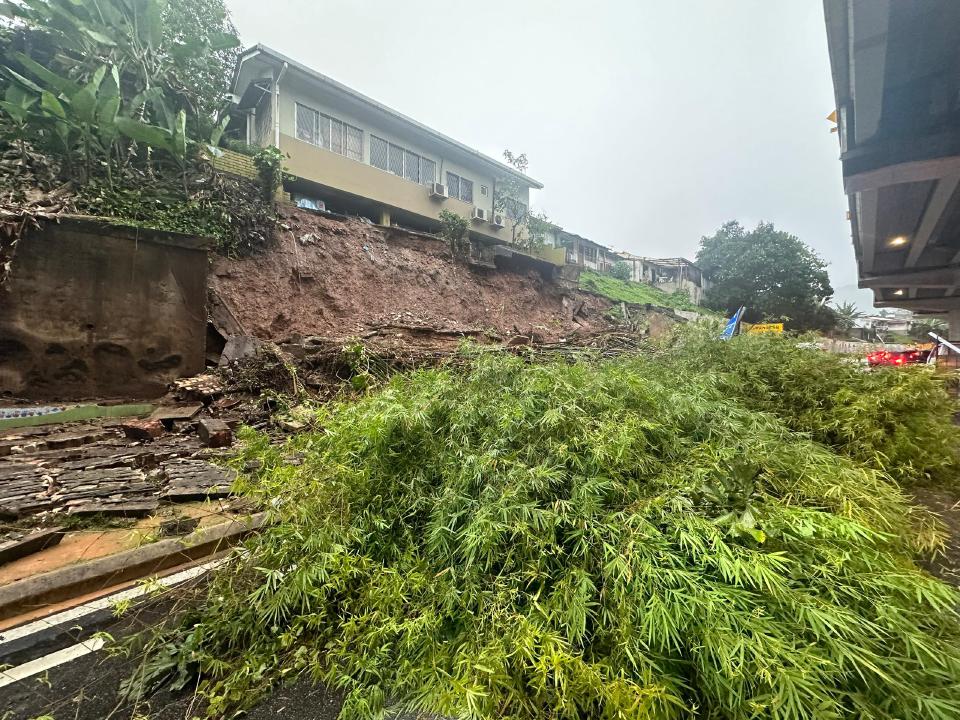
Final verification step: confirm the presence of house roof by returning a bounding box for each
[233,45,544,189]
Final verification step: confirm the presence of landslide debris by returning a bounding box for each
[139,332,960,720]
[211,208,621,343]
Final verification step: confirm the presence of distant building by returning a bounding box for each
[616,254,710,306]
[855,312,913,340]
[545,227,617,272]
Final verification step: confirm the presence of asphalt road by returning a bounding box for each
[1,649,348,720]
[0,561,352,720]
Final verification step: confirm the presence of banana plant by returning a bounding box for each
[2,59,125,184]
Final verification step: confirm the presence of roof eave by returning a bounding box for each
[235,44,544,189]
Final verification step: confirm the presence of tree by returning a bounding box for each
[696,221,835,331]
[910,317,946,342]
[494,149,550,251]
[162,0,241,129]
[438,208,469,260]
[832,301,864,334]
[609,260,632,282]
[0,0,240,181]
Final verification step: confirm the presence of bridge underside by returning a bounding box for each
[824,1,960,329]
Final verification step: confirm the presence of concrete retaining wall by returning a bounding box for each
[0,217,209,400]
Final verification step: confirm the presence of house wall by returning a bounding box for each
[0,219,208,400]
[271,74,528,242]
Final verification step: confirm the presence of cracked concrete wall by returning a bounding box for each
[0,218,209,400]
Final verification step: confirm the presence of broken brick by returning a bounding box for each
[120,419,165,441]
[198,418,232,448]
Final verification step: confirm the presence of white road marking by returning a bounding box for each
[0,556,229,650]
[0,637,105,688]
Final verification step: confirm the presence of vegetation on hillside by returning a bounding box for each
[0,0,274,255]
[134,333,960,720]
[580,270,702,312]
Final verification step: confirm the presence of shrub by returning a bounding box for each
[139,344,960,719]
[609,260,632,281]
[253,146,287,203]
[438,208,469,259]
[667,330,960,487]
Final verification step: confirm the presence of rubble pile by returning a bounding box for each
[0,407,241,528]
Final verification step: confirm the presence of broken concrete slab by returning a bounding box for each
[219,335,262,367]
[149,404,203,423]
[0,527,65,565]
[0,512,267,620]
[198,418,232,448]
[66,500,159,518]
[162,458,235,500]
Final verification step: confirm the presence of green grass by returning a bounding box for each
[579,270,704,312]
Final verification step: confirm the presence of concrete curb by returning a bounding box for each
[0,512,267,621]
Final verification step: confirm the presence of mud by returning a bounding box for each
[211,208,614,342]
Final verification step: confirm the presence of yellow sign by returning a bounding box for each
[746,323,784,334]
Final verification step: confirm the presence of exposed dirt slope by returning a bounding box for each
[211,208,613,342]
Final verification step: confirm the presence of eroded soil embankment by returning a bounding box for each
[211,208,613,342]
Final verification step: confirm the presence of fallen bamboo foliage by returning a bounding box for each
[138,334,960,719]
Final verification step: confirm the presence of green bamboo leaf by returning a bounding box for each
[3,66,43,94]
[5,84,36,108]
[0,100,29,122]
[208,114,230,147]
[97,96,121,140]
[143,0,164,49]
[172,109,187,159]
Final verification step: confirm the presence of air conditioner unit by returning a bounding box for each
[429,182,448,199]
[471,207,488,222]
[489,212,505,228]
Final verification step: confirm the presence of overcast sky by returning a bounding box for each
[226,0,872,308]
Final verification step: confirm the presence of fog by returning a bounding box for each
[226,0,872,308]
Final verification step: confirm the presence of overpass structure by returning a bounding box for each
[823,1,960,332]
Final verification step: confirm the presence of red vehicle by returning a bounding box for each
[866,348,932,367]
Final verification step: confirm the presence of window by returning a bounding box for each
[420,158,436,185]
[295,104,317,145]
[370,136,389,170]
[582,244,599,262]
[370,135,435,185]
[388,143,403,176]
[480,185,488,196]
[447,172,474,203]
[403,149,419,182]
[295,103,362,160]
